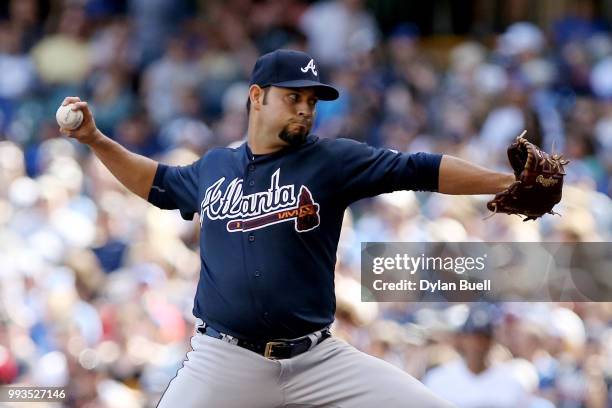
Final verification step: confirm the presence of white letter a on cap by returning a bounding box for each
[300,59,318,76]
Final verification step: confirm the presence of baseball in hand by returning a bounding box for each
[56,104,84,130]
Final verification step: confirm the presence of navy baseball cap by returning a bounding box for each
[249,49,339,101]
[460,305,497,336]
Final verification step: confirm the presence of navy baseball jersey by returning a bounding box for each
[148,135,442,340]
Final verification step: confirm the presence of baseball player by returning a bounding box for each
[60,49,557,407]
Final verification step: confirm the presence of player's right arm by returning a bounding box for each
[59,96,157,199]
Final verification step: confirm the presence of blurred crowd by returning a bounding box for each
[0,0,611,407]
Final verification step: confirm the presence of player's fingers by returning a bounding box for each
[72,101,93,122]
[62,96,82,106]
[71,101,89,111]
[59,127,73,137]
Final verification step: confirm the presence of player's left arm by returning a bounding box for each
[438,155,515,195]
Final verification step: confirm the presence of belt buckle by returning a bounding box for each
[264,341,284,359]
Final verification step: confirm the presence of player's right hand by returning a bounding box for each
[58,96,101,145]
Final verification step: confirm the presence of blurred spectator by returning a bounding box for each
[30,7,91,87]
[553,0,610,46]
[300,0,380,66]
[142,34,203,125]
[0,22,36,100]
[114,112,161,157]
[424,305,535,408]
[127,0,194,66]
[7,0,42,52]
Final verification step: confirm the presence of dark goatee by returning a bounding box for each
[279,126,308,146]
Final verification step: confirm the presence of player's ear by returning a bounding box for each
[249,85,265,111]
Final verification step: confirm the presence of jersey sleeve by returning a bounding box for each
[334,138,442,204]
[147,160,201,220]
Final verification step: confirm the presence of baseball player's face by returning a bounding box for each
[264,87,318,146]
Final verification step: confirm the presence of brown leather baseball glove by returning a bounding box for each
[487,134,569,221]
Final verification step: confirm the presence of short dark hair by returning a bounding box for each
[246,86,270,115]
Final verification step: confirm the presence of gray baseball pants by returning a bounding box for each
[156,329,454,407]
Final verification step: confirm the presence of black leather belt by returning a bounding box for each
[197,324,331,360]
